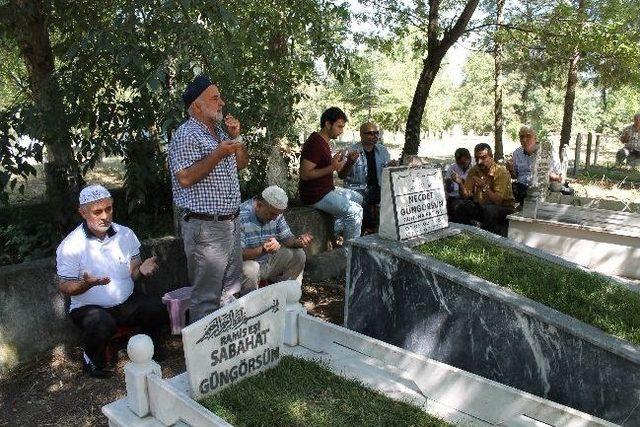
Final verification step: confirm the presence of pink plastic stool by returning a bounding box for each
[162,286,193,335]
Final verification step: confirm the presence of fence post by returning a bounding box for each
[573,133,582,176]
[585,132,593,169]
[593,134,601,166]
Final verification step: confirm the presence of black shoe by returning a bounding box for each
[83,359,113,379]
[560,185,574,196]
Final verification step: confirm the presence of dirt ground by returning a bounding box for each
[0,282,345,427]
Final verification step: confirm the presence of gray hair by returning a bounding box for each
[187,98,202,117]
[634,112,640,120]
[518,125,536,136]
[79,198,113,211]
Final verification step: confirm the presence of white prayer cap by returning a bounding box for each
[79,184,112,205]
[261,185,288,210]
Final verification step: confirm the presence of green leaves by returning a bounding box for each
[2,0,354,209]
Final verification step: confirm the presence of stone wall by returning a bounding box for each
[0,207,332,375]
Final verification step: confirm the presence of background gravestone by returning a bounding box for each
[378,166,449,241]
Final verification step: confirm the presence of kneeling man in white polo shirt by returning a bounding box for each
[56,184,169,378]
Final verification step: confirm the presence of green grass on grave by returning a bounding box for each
[575,165,640,188]
[417,233,640,346]
[199,356,450,427]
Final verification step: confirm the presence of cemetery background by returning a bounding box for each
[2,0,639,268]
[95,166,626,426]
[1,0,639,424]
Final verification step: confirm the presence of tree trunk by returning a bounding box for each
[598,87,607,133]
[10,0,80,233]
[402,0,480,159]
[493,0,505,160]
[559,48,580,157]
[558,0,585,160]
[403,58,441,158]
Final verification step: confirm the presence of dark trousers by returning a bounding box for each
[513,182,571,205]
[512,182,529,205]
[353,185,381,230]
[453,200,514,237]
[69,292,169,368]
[446,197,466,222]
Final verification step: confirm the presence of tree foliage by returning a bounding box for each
[357,0,481,158]
[1,0,352,227]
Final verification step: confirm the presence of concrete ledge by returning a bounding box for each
[0,256,69,376]
[283,206,333,256]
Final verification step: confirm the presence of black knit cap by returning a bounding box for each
[182,74,214,108]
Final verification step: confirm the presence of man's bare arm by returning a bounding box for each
[299,159,335,181]
[243,246,264,261]
[57,273,109,296]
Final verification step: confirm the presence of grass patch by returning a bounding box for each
[200,356,450,427]
[417,233,640,346]
[575,165,640,188]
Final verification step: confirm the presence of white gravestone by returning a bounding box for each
[379,166,448,240]
[522,140,552,218]
[181,283,287,400]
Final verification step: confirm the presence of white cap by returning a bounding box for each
[261,185,288,210]
[79,184,111,205]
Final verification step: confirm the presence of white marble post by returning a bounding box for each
[124,334,162,417]
[283,280,305,346]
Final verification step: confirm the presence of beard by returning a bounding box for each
[91,221,112,234]
[213,111,223,124]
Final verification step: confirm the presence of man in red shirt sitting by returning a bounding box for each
[298,107,363,243]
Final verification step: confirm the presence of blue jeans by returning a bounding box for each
[313,187,363,241]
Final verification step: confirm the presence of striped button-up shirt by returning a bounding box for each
[169,117,240,215]
[239,198,295,264]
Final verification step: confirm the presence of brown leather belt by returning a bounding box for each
[183,210,240,222]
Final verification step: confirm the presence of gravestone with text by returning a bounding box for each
[378,166,448,241]
[181,284,287,400]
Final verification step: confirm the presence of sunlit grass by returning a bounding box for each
[418,233,640,346]
[200,356,450,427]
[575,165,640,188]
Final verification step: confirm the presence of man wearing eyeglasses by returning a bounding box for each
[338,122,396,231]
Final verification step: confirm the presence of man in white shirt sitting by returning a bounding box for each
[56,184,168,378]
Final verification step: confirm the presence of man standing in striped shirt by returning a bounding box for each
[239,186,313,294]
[169,75,249,322]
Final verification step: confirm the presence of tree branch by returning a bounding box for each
[463,22,561,38]
[439,0,480,52]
